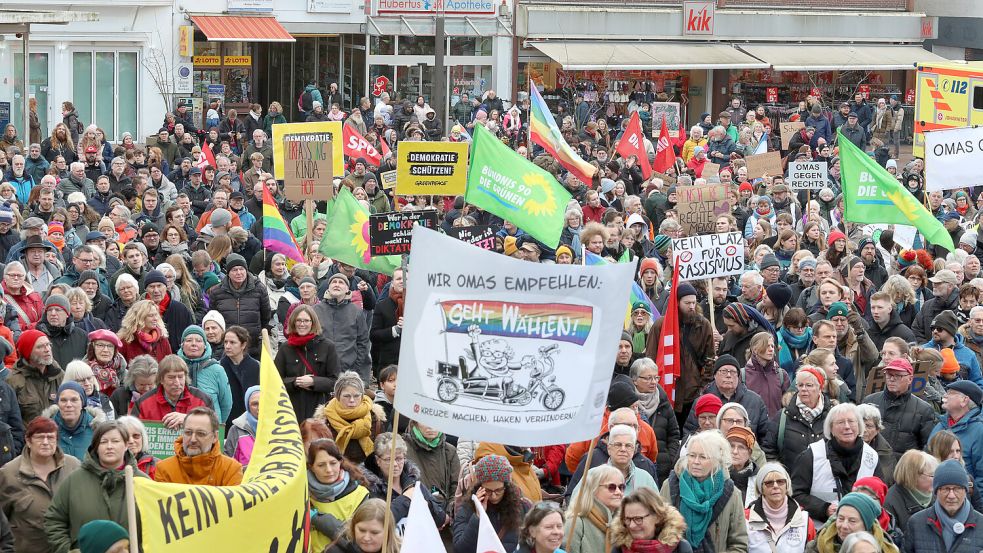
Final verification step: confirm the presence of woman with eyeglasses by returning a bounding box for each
[517,502,566,553]
[276,305,339,423]
[317,371,380,465]
[563,465,624,553]
[453,454,532,553]
[359,432,448,530]
[661,430,748,553]
[610,487,691,553]
[746,463,814,553]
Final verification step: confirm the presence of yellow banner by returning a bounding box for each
[271,121,344,181]
[395,141,469,196]
[223,55,252,66]
[193,55,221,66]
[178,26,194,58]
[134,348,309,552]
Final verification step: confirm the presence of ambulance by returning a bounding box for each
[913,61,983,158]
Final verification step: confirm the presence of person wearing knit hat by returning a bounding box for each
[939,348,961,382]
[836,492,883,534]
[828,229,847,249]
[798,257,817,272]
[826,301,850,321]
[759,253,781,275]
[144,269,168,288]
[327,272,350,290]
[764,283,792,312]
[473,453,514,487]
[503,235,519,257]
[908,457,983,553]
[554,244,574,264]
[694,393,723,430]
[719,303,775,367]
[739,181,753,195]
[224,253,247,273]
[676,282,698,300]
[931,310,960,339]
[716,402,751,433]
[607,377,640,411]
[78,520,129,553]
[0,204,13,224]
[202,310,227,358]
[653,235,672,256]
[615,331,639,375]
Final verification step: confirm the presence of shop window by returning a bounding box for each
[95,53,116,139]
[449,37,492,56]
[975,86,983,110]
[13,53,49,137]
[371,36,395,56]
[72,53,93,125]
[72,50,140,142]
[195,39,220,57]
[398,36,435,56]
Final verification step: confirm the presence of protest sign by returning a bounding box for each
[369,209,438,256]
[143,422,226,460]
[135,348,307,551]
[271,121,344,179]
[282,135,333,202]
[788,160,828,191]
[676,183,730,236]
[745,151,783,179]
[343,125,383,166]
[447,225,496,250]
[395,227,633,446]
[925,126,983,191]
[671,232,745,281]
[780,121,805,150]
[380,170,398,190]
[703,162,720,178]
[652,171,676,186]
[396,141,469,196]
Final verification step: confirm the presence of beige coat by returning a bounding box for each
[0,445,81,553]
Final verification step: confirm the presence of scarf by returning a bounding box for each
[323,396,375,456]
[136,327,163,351]
[935,497,971,551]
[308,469,350,503]
[148,290,170,316]
[287,332,317,348]
[760,499,787,533]
[637,390,660,419]
[796,394,824,424]
[678,470,726,547]
[89,354,124,395]
[909,486,933,508]
[627,540,676,553]
[778,327,812,369]
[49,234,66,251]
[389,288,405,319]
[412,426,442,448]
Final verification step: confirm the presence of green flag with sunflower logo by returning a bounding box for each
[465,124,572,248]
[320,187,401,275]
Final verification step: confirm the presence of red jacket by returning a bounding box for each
[2,281,44,329]
[120,336,172,363]
[130,385,212,421]
[582,204,606,224]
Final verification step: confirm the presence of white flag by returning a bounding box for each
[400,482,445,552]
[473,495,508,553]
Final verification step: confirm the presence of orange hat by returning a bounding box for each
[941,348,960,376]
[640,257,660,276]
[503,236,518,256]
[726,426,756,450]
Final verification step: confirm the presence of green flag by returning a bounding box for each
[465,124,572,248]
[838,130,954,253]
[319,187,401,275]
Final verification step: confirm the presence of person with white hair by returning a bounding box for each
[682,125,708,162]
[790,403,884,524]
[856,403,896,486]
[587,424,657,495]
[746,462,813,553]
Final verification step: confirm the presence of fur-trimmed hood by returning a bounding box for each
[610,497,687,547]
[43,404,107,429]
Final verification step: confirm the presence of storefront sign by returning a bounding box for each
[207,84,226,97]
[810,87,823,98]
[380,170,398,190]
[223,55,252,66]
[925,126,983,192]
[676,184,730,236]
[671,232,744,281]
[745,151,783,179]
[175,63,193,95]
[178,26,194,58]
[193,55,221,66]
[905,88,916,104]
[858,84,871,99]
[766,87,778,103]
[447,225,496,250]
[272,122,345,179]
[921,16,937,39]
[283,135,333,202]
[372,75,390,97]
[309,0,353,12]
[228,0,274,12]
[788,160,829,191]
[682,1,714,35]
[780,121,805,150]
[396,141,469,196]
[376,0,496,15]
[369,210,438,256]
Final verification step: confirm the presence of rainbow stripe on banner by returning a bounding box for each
[439,300,593,345]
[262,187,306,266]
[529,81,597,186]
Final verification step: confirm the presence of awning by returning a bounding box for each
[737,44,950,71]
[190,15,294,42]
[529,41,767,70]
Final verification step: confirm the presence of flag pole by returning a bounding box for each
[382,410,402,553]
[564,436,598,551]
[707,278,715,331]
[125,465,138,553]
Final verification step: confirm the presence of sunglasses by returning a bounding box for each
[602,483,626,493]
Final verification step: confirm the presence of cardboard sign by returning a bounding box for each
[864,361,932,402]
[745,151,783,179]
[282,136,333,202]
[788,160,829,191]
[652,171,677,186]
[380,170,398,190]
[446,225,496,250]
[396,141,469,196]
[271,121,344,179]
[703,162,721,178]
[671,232,745,281]
[780,122,805,150]
[369,209,438,256]
[766,87,778,103]
[676,183,731,236]
[144,422,225,460]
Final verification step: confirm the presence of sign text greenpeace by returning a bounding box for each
[671,232,745,281]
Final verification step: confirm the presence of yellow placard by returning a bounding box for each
[223,55,252,66]
[178,26,194,58]
[395,141,470,196]
[193,55,221,66]
[271,121,344,180]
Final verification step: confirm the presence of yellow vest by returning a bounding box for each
[309,484,370,553]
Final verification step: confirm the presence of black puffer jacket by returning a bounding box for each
[866,309,916,351]
[912,289,958,342]
[862,389,937,454]
[643,385,681,485]
[681,382,770,441]
[36,321,88,372]
[359,455,446,528]
[274,334,338,422]
[207,274,271,357]
[762,396,832,468]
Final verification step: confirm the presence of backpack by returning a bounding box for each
[299,89,314,112]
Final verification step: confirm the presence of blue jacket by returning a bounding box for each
[931,407,983,492]
[805,114,832,149]
[49,406,105,462]
[2,170,34,205]
[924,334,983,386]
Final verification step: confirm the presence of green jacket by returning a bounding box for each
[263,113,287,138]
[44,452,145,553]
[290,210,328,241]
[564,500,613,553]
[6,359,63,424]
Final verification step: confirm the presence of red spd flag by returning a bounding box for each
[657,258,681,408]
[615,111,652,180]
[652,114,676,173]
[196,143,217,171]
[343,126,383,167]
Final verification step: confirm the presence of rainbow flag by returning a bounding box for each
[262,187,305,267]
[529,81,597,186]
[439,300,593,346]
[584,251,658,320]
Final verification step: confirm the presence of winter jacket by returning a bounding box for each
[565,500,615,553]
[662,471,749,553]
[744,355,790,418]
[565,405,660,473]
[682,382,770,440]
[746,497,813,553]
[309,475,369,553]
[790,438,884,522]
[762,397,832,468]
[6,359,63,424]
[862,389,937,454]
[924,334,983,387]
[805,114,832,148]
[707,136,738,164]
[913,291,958,343]
[0,380,24,464]
[24,154,50,184]
[2,281,44,330]
[903,503,983,553]
[475,442,542,502]
[566,439,660,498]
[884,484,929,532]
[36,321,88,372]
[241,142,273,173]
[130,385,213,421]
[646,312,715,412]
[361,455,446,531]
[208,274,271,357]
[405,429,459,512]
[223,412,255,457]
[43,452,145,553]
[868,310,916,351]
[931,407,983,492]
[274,334,339,422]
[221,354,260,425]
[0,445,80,553]
[160,293,195,354]
[453,495,530,553]
[838,123,868,150]
[44,406,106,462]
[370,296,401,372]
[643,385,682,484]
[179,349,232,423]
[314,298,371,380]
[155,438,242,486]
[120,333,173,363]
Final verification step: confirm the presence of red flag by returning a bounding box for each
[652,115,676,173]
[379,134,392,158]
[657,258,681,408]
[196,144,217,171]
[615,111,653,180]
[342,126,383,167]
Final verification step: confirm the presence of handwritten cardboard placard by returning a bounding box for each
[745,151,783,179]
[703,162,721,178]
[676,183,730,236]
[780,121,805,150]
[671,232,745,281]
[282,135,333,202]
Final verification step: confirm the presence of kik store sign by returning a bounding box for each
[683,1,714,35]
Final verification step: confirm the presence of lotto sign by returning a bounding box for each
[766,88,778,103]
[396,141,469,196]
[682,1,714,35]
[671,232,745,281]
[788,160,829,191]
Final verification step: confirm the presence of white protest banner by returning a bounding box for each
[925,126,983,191]
[395,227,633,446]
[671,232,745,281]
[788,160,828,191]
